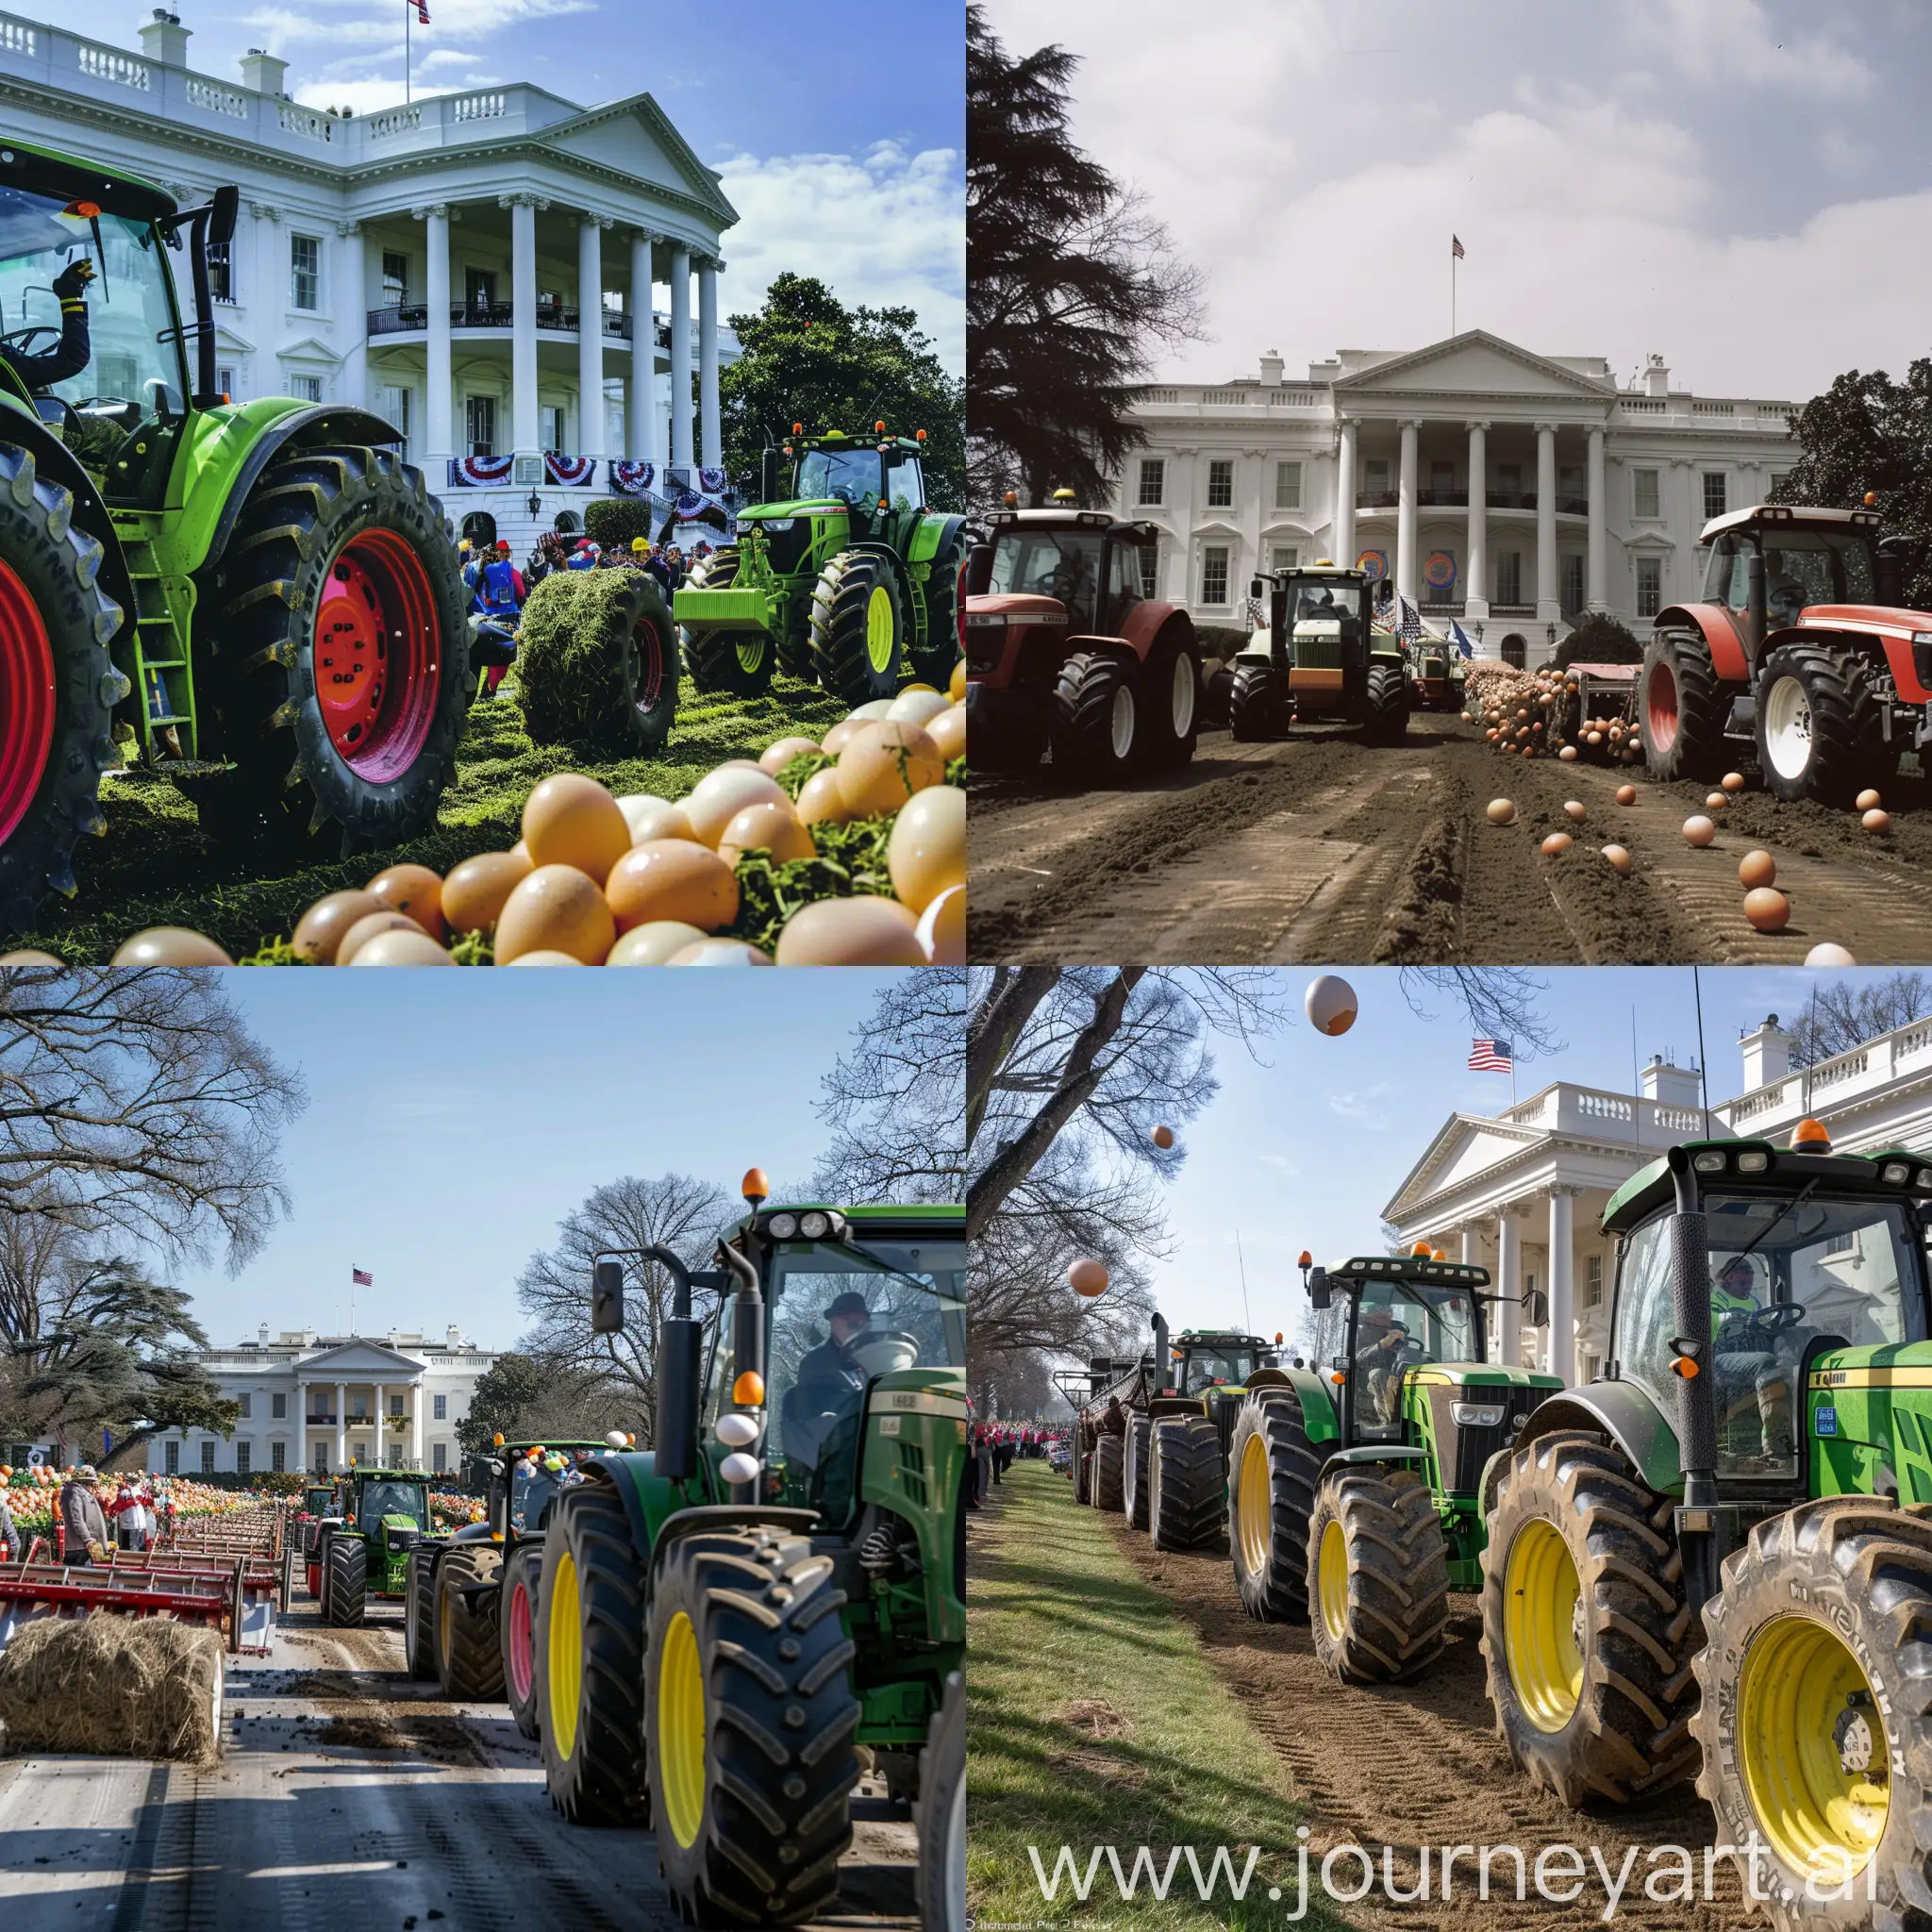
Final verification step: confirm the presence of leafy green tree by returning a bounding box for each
[1554,611,1641,668]
[453,1353,551,1458]
[719,274,964,511]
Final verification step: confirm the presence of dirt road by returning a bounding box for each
[970,718,1932,965]
[0,1602,915,1932]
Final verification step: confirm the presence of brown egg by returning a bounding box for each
[915,884,966,963]
[624,801,700,845]
[1739,850,1777,890]
[607,920,708,965]
[1557,744,1577,761]
[847,699,896,723]
[442,850,533,934]
[666,939,775,967]
[1586,731,1603,746]
[1486,728,1500,742]
[1616,784,1638,806]
[1743,887,1790,933]
[366,863,445,939]
[0,949,62,965]
[1863,808,1891,834]
[110,927,233,966]
[1722,772,1745,793]
[348,926,455,966]
[494,864,616,965]
[718,801,816,869]
[758,736,823,776]
[949,658,966,702]
[336,909,425,966]
[887,783,966,913]
[604,841,739,934]
[510,839,531,864]
[503,950,583,967]
[1856,789,1882,812]
[1541,832,1573,856]
[1706,792,1728,811]
[1602,844,1632,875]
[1684,815,1717,847]
[774,895,926,966]
[1563,801,1587,823]
[925,703,967,764]
[821,717,868,758]
[292,890,387,964]
[888,689,953,728]
[1486,799,1516,824]
[522,774,631,884]
[683,765,791,847]
[797,768,857,828]
[838,723,945,818]
[614,791,675,840]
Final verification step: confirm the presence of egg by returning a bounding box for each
[348,926,456,966]
[1616,785,1638,806]
[1743,887,1790,933]
[494,865,616,965]
[848,699,896,723]
[1706,792,1728,811]
[503,950,583,967]
[604,841,739,934]
[1486,799,1516,825]
[614,792,674,839]
[1683,815,1716,847]
[718,801,816,868]
[510,839,531,864]
[1586,731,1603,746]
[925,703,967,764]
[949,658,966,702]
[1863,808,1891,834]
[1558,744,1577,761]
[915,884,965,963]
[888,689,953,728]
[607,920,708,965]
[838,723,945,817]
[1541,832,1573,856]
[1722,772,1745,794]
[1857,789,1882,812]
[336,909,426,965]
[522,774,631,883]
[624,801,700,845]
[1806,942,1857,966]
[666,939,775,967]
[821,717,869,757]
[1602,844,1632,875]
[110,927,233,966]
[1563,801,1587,823]
[366,863,445,939]
[887,783,966,912]
[758,737,822,776]
[683,765,791,847]
[442,850,534,934]
[292,890,387,964]
[774,895,925,966]
[796,768,857,828]
[1739,850,1777,890]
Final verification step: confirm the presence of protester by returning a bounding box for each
[0,1481,15,1558]
[58,1466,110,1565]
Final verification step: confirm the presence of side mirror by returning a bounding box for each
[1524,1289,1550,1329]
[591,1258,625,1334]
[1250,577,1266,599]
[1307,1266,1331,1311]
[208,183,239,249]
[964,542,994,598]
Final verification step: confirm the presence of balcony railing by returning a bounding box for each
[368,303,639,340]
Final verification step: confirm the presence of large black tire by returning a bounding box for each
[677,547,775,698]
[911,523,969,691]
[500,1541,542,1740]
[917,1670,966,1932]
[1362,659,1410,744]
[810,549,907,705]
[324,1532,366,1628]
[1227,659,1284,741]
[1073,1437,1091,1507]
[539,1480,648,1824]
[1091,1431,1124,1513]
[1754,642,1893,807]
[1640,628,1726,784]
[0,441,125,935]
[1143,638,1203,769]
[518,568,678,757]
[196,444,468,860]
[1124,1414,1152,1531]
[404,1546,438,1680]
[1307,1466,1449,1684]
[1149,1416,1224,1552]
[436,1542,506,1701]
[1227,1393,1321,1623]
[1479,1431,1698,1807]
[1692,1496,1932,1929]
[970,706,1047,774]
[644,1528,859,1926]
[1049,651,1139,784]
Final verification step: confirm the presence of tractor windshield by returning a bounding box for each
[1178,1346,1258,1393]
[1618,1193,1919,1482]
[795,446,885,508]
[1702,527,1876,618]
[508,1451,595,1536]
[356,1479,427,1529]
[990,527,1103,629]
[1332,1281,1480,1436]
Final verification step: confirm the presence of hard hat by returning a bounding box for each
[632,536,650,551]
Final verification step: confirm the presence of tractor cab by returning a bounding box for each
[967,507,1155,673]
[1696,506,1896,666]
[1230,562,1411,741]
[488,1439,612,1541]
[1162,1331,1274,1400]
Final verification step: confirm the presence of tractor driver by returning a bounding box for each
[1047,541,1097,625]
[782,1291,873,1474]
[0,252,94,391]
[1709,1255,1814,1465]
[1762,550,1809,632]
[1356,1301,1415,1425]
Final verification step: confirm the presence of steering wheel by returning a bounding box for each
[0,325,60,357]
[72,395,139,423]
[1747,1303,1807,1336]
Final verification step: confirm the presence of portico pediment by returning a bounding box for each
[542,96,740,229]
[296,1341,427,1378]
[1383,1111,1546,1221]
[1335,332,1615,405]
[279,336,341,366]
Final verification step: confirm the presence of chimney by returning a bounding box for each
[138,9,192,67]
[446,1324,461,1348]
[1641,1053,1703,1110]
[1258,349,1284,387]
[258,1323,269,1345]
[1307,358,1341,386]
[1644,354,1670,398]
[1740,1014,1796,1092]
[239,46,289,95]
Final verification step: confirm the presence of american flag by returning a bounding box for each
[353,1267,373,1287]
[1452,235,1465,259]
[1390,590,1424,641]
[1469,1038,1513,1073]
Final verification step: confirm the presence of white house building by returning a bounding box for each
[1120,333,1799,664]
[0,6,740,556]
[1386,1011,1932,1386]
[143,1325,499,1480]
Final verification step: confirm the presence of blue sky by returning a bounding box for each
[1141,966,1902,1339]
[169,972,897,1349]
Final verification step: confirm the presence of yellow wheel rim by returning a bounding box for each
[1739,1616,1889,1881]
[1505,1518,1583,1732]
[865,583,896,673]
[1236,1434,1272,1578]
[547,1549,582,1761]
[658,1610,707,1850]
[1318,1517,1349,1641]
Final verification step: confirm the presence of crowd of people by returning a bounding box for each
[0,1467,175,1565]
[966,1421,1068,1508]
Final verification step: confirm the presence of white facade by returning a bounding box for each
[1119,333,1799,662]
[0,6,739,557]
[145,1325,498,1480]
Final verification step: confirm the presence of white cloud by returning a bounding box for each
[1257,1153,1299,1175]
[1628,0,1874,98]
[1327,1083,1392,1128]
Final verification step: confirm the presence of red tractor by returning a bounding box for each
[963,497,1203,782]
[1641,502,1931,803]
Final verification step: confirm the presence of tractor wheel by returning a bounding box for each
[324,1533,366,1628]
[0,442,125,935]
[1307,1467,1449,1685]
[1049,651,1139,784]
[1073,1438,1091,1507]
[1149,1417,1225,1552]
[1227,661,1285,741]
[1143,638,1203,769]
[436,1542,506,1701]
[1479,1430,1698,1807]
[1640,628,1726,784]
[1125,1414,1152,1531]
[500,1542,542,1740]
[917,1670,967,1932]
[196,444,469,860]
[810,549,907,705]
[404,1547,438,1680]
[1691,1496,1932,1928]
[1754,643,1892,807]
[678,546,776,698]
[1091,1432,1125,1513]
[910,524,969,691]
[645,1527,860,1926]
[539,1480,648,1824]
[1362,661,1411,744]
[1227,1393,1321,1623]
[518,568,679,758]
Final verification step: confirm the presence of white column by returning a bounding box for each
[1334,418,1357,565]
[669,242,693,471]
[374,1383,385,1460]
[339,221,368,409]
[575,215,607,462]
[411,1378,425,1470]
[1396,419,1420,604]
[417,204,452,468]
[334,1382,346,1472]
[697,256,721,469]
[1465,421,1488,615]
[1587,425,1607,609]
[629,230,657,467]
[248,201,281,379]
[295,1379,308,1473]
[1547,1189,1576,1385]
[504,193,542,459]
[1496,1209,1522,1368]
[1536,422,1559,621]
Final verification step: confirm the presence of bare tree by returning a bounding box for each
[1789,973,1932,1069]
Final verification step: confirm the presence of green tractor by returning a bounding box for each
[1406,632,1466,713]
[536,1181,967,1928]
[1228,561,1411,743]
[673,425,967,707]
[313,1468,437,1627]
[0,140,470,932]
[1226,1250,1558,1686]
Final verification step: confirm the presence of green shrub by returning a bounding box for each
[584,498,658,550]
[1554,610,1642,667]
[516,569,679,754]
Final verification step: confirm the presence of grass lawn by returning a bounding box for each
[969,1461,1352,1930]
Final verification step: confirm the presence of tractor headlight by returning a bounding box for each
[759,519,795,533]
[767,1212,798,1239]
[1881,1161,1912,1185]
[1913,632,1932,648]
[1917,1168,1932,1192]
[1736,1151,1771,1173]
[1451,1402,1506,1427]
[799,1210,831,1239]
[1693,1152,1727,1174]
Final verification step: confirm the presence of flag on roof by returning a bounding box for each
[353,1267,373,1287]
[1452,235,1465,259]
[413,0,430,21]
[1468,1038,1513,1073]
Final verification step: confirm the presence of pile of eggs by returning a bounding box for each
[1461,662,1644,766]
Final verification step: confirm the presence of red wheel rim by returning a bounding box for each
[314,528,441,781]
[630,614,665,715]
[0,557,58,847]
[1647,660,1678,754]
[507,1576,533,1703]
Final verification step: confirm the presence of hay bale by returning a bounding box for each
[516,568,681,756]
[0,1616,225,1764]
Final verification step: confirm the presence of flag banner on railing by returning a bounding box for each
[543,454,596,487]
[674,491,707,518]
[697,467,727,494]
[609,461,655,496]
[446,455,514,487]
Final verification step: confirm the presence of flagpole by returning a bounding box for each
[405,0,412,105]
